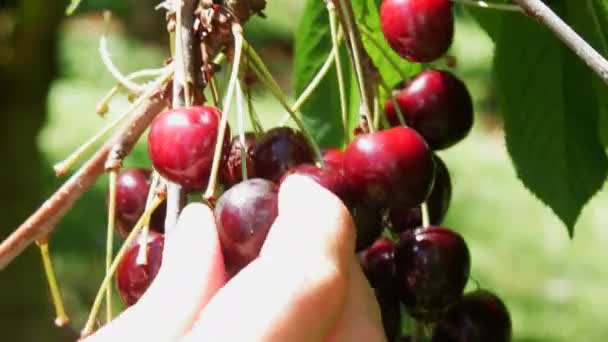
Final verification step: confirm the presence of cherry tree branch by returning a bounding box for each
[514,0,608,85]
[0,81,171,271]
[164,0,198,235]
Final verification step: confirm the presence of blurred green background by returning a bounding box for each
[1,1,608,341]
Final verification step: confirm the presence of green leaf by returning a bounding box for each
[66,0,84,15]
[492,4,608,235]
[352,0,421,87]
[294,0,356,148]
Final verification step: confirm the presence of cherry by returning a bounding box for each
[252,127,315,183]
[384,70,473,150]
[389,155,451,233]
[220,132,257,188]
[147,106,228,191]
[116,231,164,307]
[215,178,279,274]
[343,126,434,209]
[351,203,384,252]
[375,285,402,342]
[321,148,346,172]
[281,164,353,204]
[359,238,395,289]
[380,0,454,63]
[394,226,470,321]
[108,168,166,238]
[432,290,512,342]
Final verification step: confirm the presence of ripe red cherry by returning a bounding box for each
[432,290,512,342]
[116,231,164,306]
[380,0,454,62]
[395,226,470,321]
[359,238,395,289]
[389,155,451,233]
[384,70,473,150]
[321,148,346,172]
[351,203,384,252]
[147,106,227,191]
[343,126,434,209]
[252,127,315,183]
[215,179,279,274]
[108,168,166,238]
[281,164,353,204]
[220,132,257,188]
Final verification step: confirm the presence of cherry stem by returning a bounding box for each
[37,239,70,327]
[245,80,264,134]
[81,196,166,337]
[99,16,144,94]
[137,171,160,264]
[379,77,406,127]
[421,202,431,228]
[327,2,350,144]
[358,25,409,81]
[452,0,523,12]
[204,23,244,200]
[104,170,118,322]
[236,80,249,181]
[336,0,373,130]
[55,66,174,177]
[96,67,168,116]
[209,75,220,107]
[372,93,381,131]
[278,30,343,126]
[242,39,325,166]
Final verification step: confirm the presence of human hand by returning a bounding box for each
[82,175,386,342]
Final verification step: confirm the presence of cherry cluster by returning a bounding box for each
[107,0,512,340]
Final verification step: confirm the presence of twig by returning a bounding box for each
[513,0,608,85]
[0,79,171,271]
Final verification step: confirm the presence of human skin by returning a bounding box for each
[83,175,387,342]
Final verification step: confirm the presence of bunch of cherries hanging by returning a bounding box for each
[103,0,513,341]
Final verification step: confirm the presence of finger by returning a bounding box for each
[327,258,387,342]
[182,175,356,342]
[84,203,226,342]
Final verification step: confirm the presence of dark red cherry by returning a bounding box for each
[389,155,451,233]
[375,285,402,342]
[395,226,470,321]
[321,148,346,173]
[116,231,164,306]
[281,164,353,204]
[252,127,315,183]
[432,290,512,342]
[380,0,454,62]
[344,126,434,209]
[148,106,228,191]
[220,132,257,187]
[108,168,166,238]
[384,70,473,150]
[359,238,395,289]
[215,179,279,274]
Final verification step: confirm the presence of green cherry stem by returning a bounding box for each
[204,23,244,201]
[37,238,70,327]
[358,25,409,81]
[337,0,373,126]
[236,80,249,181]
[104,169,118,322]
[421,202,431,228]
[81,196,166,337]
[327,1,350,144]
[243,39,324,166]
[379,77,406,127]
